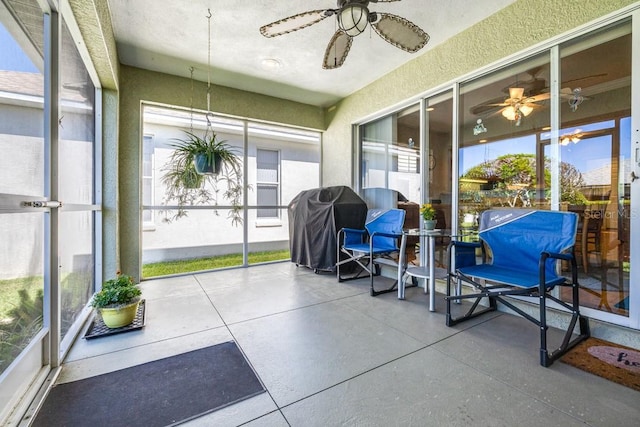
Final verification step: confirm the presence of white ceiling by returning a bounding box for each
[108,0,516,107]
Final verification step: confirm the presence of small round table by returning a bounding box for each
[398,228,450,312]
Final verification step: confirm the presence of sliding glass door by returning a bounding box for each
[358,16,638,328]
[456,21,635,324]
[554,23,632,320]
[57,15,98,354]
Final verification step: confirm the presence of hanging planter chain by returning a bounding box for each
[189,66,194,134]
[205,8,214,139]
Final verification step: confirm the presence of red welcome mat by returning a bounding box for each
[561,337,640,392]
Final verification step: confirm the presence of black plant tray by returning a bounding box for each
[84,299,146,340]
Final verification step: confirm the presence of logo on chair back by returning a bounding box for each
[480,209,534,231]
[588,345,640,373]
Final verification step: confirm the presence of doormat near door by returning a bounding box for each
[560,337,640,392]
[31,341,265,427]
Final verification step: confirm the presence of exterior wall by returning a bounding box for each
[321,0,638,187]
[0,102,93,280]
[67,0,637,293]
[119,66,325,280]
[68,0,325,281]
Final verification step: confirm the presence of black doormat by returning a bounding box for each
[31,341,265,427]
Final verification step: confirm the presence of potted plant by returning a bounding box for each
[161,130,244,224]
[90,274,142,328]
[420,203,438,230]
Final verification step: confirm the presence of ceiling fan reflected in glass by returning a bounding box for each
[481,86,549,126]
[259,0,430,69]
[499,87,545,126]
[470,67,603,126]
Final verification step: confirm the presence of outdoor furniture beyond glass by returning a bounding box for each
[336,209,405,296]
[445,209,590,367]
[398,228,450,311]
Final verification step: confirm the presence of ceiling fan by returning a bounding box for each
[470,67,604,126]
[259,0,430,69]
[469,68,551,124]
[494,87,550,126]
[470,86,549,126]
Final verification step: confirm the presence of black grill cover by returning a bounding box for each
[288,186,367,272]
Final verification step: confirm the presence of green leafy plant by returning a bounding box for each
[0,288,43,374]
[420,203,437,220]
[461,153,588,209]
[161,130,244,225]
[90,274,141,309]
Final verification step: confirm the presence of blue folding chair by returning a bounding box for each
[445,209,590,366]
[336,209,405,296]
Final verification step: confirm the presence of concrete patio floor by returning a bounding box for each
[56,262,640,426]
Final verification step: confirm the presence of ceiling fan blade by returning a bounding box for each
[525,92,550,102]
[470,105,503,116]
[562,73,607,85]
[260,10,334,38]
[469,95,508,115]
[323,30,353,69]
[371,13,429,53]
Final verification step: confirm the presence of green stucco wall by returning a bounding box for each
[321,0,639,187]
[101,89,119,282]
[118,66,325,279]
[67,0,118,90]
[69,0,637,281]
[69,0,325,280]
[67,0,120,282]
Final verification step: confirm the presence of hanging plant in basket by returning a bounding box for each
[161,130,244,225]
[160,11,245,226]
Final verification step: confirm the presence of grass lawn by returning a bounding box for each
[0,277,42,320]
[142,249,290,278]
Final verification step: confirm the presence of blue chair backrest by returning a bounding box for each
[365,209,406,251]
[478,209,578,279]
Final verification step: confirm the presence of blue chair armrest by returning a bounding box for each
[370,231,402,239]
[448,240,481,249]
[447,240,481,270]
[339,227,368,246]
[341,228,367,236]
[368,231,402,252]
[542,251,573,261]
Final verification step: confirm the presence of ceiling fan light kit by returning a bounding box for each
[338,3,369,36]
[501,103,533,121]
[260,0,429,69]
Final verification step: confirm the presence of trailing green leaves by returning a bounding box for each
[161,130,244,225]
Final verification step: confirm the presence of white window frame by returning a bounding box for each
[142,134,155,229]
[256,148,281,220]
